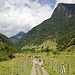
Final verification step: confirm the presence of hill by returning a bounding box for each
[0,33,13,46]
[0,33,16,61]
[10,31,25,42]
[15,3,75,50]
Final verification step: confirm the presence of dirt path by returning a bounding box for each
[30,59,49,75]
[42,67,49,75]
[30,60,36,75]
[37,68,41,75]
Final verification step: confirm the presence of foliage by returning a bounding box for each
[57,35,75,51]
[0,42,16,61]
[15,3,75,50]
[0,33,13,46]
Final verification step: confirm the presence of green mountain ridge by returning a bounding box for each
[0,33,13,46]
[10,31,25,42]
[15,3,75,50]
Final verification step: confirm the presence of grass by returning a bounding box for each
[35,64,39,75]
[0,53,32,75]
[29,51,75,75]
[39,67,43,75]
[44,65,60,75]
[0,51,75,75]
[22,40,56,50]
[43,52,75,75]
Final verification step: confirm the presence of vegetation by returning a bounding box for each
[0,54,32,75]
[43,52,75,75]
[0,42,16,61]
[0,33,13,46]
[15,3,75,50]
[0,33,17,61]
[10,31,25,42]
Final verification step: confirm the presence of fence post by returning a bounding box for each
[68,64,69,75]
[52,61,54,70]
[23,60,25,72]
[26,61,28,68]
[59,62,61,75]
[18,63,19,75]
[12,66,13,75]
[50,60,51,68]
[56,62,57,72]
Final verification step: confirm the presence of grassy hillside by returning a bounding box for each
[15,3,75,50]
[22,40,56,50]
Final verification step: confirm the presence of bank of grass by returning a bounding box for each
[35,64,39,75]
[40,67,43,75]
[0,53,32,75]
[43,52,75,75]
[44,65,60,75]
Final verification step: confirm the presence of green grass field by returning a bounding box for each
[29,52,75,75]
[0,54,32,75]
[0,51,75,75]
[39,52,75,75]
[22,40,56,50]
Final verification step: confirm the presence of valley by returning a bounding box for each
[0,3,75,75]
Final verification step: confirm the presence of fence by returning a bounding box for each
[11,60,31,75]
[0,59,32,75]
[45,59,75,75]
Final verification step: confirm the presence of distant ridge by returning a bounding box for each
[10,31,25,42]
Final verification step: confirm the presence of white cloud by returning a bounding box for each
[0,0,52,37]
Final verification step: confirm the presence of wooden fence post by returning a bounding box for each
[23,60,25,72]
[59,62,61,75]
[50,60,51,68]
[68,64,69,75]
[18,63,19,75]
[26,61,28,68]
[52,62,54,70]
[56,62,57,72]
[12,66,13,75]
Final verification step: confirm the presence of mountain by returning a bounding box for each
[0,33,13,46]
[10,31,25,42]
[15,3,75,50]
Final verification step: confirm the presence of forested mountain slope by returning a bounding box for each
[0,33,13,46]
[15,3,75,49]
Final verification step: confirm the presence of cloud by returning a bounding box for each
[0,0,52,37]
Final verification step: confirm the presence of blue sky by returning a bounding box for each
[38,0,56,8]
[31,0,56,8]
[0,0,75,37]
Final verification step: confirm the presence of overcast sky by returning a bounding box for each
[0,0,75,37]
